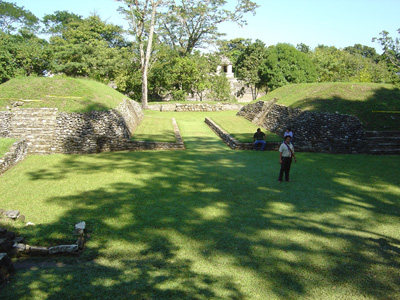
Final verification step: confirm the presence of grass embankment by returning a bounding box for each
[138,110,282,143]
[0,77,127,112]
[0,138,16,157]
[258,82,400,130]
[0,111,399,300]
[208,111,282,142]
[131,113,177,142]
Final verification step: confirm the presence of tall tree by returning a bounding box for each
[159,0,258,55]
[0,1,39,33]
[373,29,400,69]
[261,43,317,91]
[49,15,129,81]
[117,0,164,109]
[235,39,266,99]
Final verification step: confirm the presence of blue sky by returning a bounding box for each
[12,0,400,53]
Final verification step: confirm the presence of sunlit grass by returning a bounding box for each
[0,112,399,300]
[0,138,17,157]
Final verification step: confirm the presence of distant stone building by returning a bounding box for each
[216,56,265,103]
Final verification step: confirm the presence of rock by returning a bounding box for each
[13,243,26,252]
[5,210,20,219]
[28,246,48,255]
[25,222,35,226]
[17,215,25,222]
[0,209,4,216]
[75,221,86,231]
[48,245,78,255]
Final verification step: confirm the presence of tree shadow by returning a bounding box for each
[1,126,399,299]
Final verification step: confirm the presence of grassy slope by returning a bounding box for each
[0,138,16,157]
[0,111,399,300]
[0,77,128,112]
[258,82,400,130]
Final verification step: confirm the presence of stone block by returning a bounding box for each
[48,244,78,255]
[28,246,49,255]
[5,210,20,219]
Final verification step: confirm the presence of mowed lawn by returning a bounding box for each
[0,111,399,300]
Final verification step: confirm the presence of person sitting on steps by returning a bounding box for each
[253,128,266,151]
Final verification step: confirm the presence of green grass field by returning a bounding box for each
[0,77,126,112]
[0,111,399,300]
[131,114,177,142]
[258,82,400,130]
[0,138,17,157]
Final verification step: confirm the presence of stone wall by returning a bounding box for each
[0,99,184,157]
[237,100,368,154]
[205,117,280,151]
[116,98,144,135]
[148,103,243,112]
[0,139,28,175]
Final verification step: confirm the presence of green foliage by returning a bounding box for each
[158,0,259,55]
[0,1,39,33]
[235,39,267,99]
[207,73,231,101]
[0,31,51,82]
[48,15,131,81]
[373,29,400,69]
[311,45,394,83]
[261,43,317,91]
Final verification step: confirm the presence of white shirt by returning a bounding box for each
[279,142,294,157]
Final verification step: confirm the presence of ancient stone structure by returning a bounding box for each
[205,117,280,151]
[0,99,184,156]
[148,102,243,112]
[0,139,28,175]
[237,99,369,154]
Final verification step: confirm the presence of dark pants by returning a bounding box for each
[278,157,292,181]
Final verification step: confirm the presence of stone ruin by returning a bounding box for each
[0,209,87,284]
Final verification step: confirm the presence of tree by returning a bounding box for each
[235,39,267,100]
[373,29,400,69]
[158,0,258,55]
[296,43,311,53]
[0,31,51,82]
[218,37,252,72]
[344,44,380,62]
[311,45,393,83]
[261,43,317,91]
[49,15,130,81]
[117,0,164,109]
[0,1,39,33]
[42,10,83,35]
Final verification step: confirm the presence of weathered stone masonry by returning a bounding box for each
[237,100,368,154]
[0,99,184,173]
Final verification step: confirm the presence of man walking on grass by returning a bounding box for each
[278,135,296,182]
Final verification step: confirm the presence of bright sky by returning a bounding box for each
[12,0,400,53]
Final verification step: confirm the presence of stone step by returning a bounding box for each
[365,131,400,138]
[368,148,400,155]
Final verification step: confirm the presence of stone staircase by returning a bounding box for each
[8,108,58,154]
[365,131,400,155]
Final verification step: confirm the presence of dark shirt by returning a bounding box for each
[254,131,265,140]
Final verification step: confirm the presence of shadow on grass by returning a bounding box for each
[1,134,400,299]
